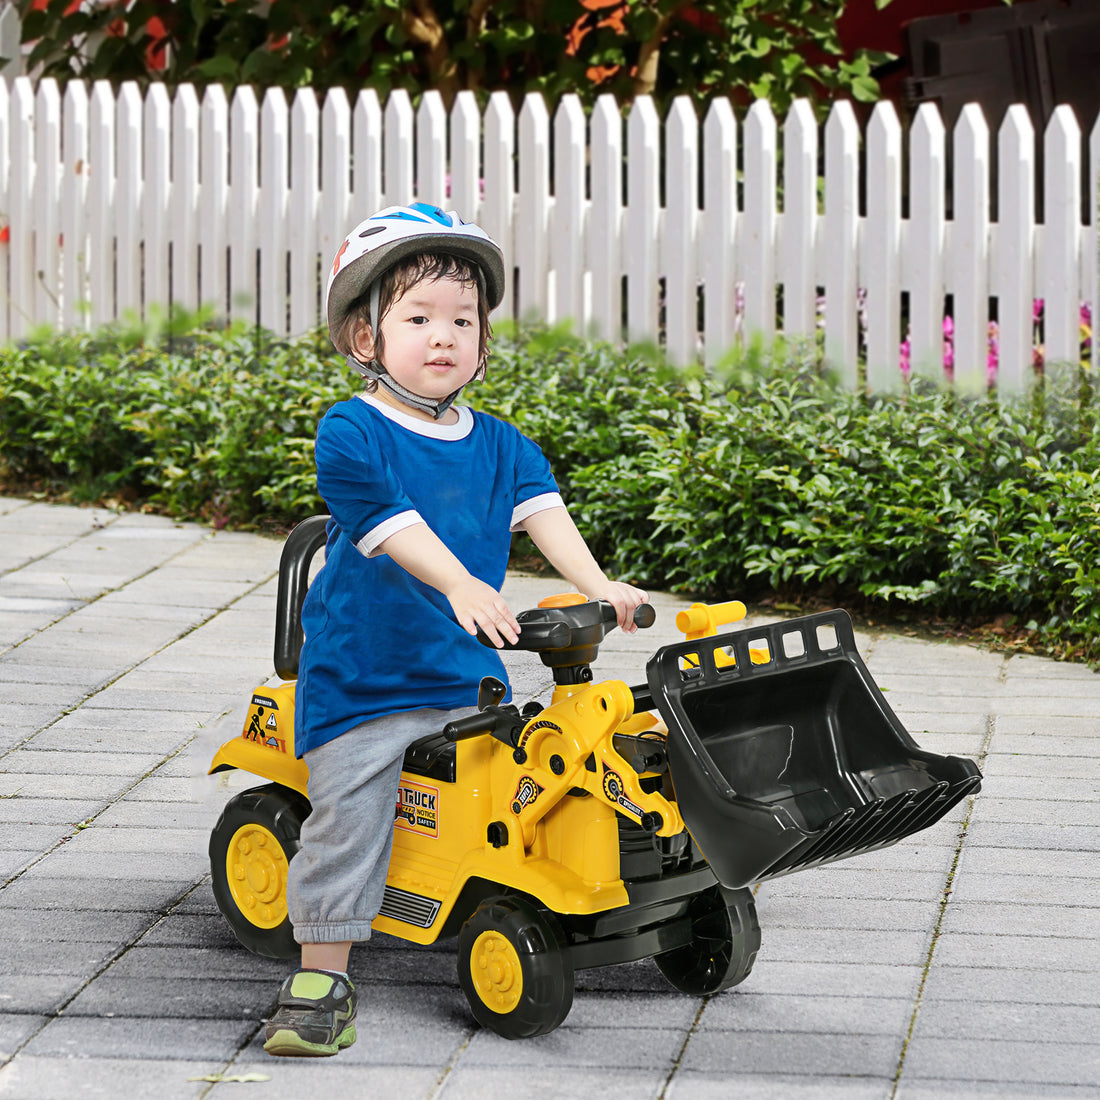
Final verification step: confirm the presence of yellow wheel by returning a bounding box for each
[468,931,524,1014]
[209,783,310,959]
[224,822,289,930]
[458,897,573,1039]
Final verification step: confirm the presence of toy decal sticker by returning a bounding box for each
[602,764,644,819]
[395,780,439,838]
[511,775,544,815]
[251,694,279,710]
[244,706,286,752]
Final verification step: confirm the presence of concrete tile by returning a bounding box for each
[699,991,914,1035]
[901,1036,1100,1088]
[921,964,1100,1006]
[667,1073,892,1099]
[35,848,207,882]
[63,975,280,1021]
[0,875,200,914]
[0,940,120,978]
[0,1013,47,1060]
[680,1028,902,1077]
[438,1067,666,1100]
[1,750,166,777]
[726,960,923,1001]
[0,1056,225,1100]
[21,1015,257,1061]
[938,901,1100,938]
[963,821,1100,851]
[0,797,103,827]
[106,946,286,982]
[458,1022,685,1070]
[911,998,1097,1043]
[0,908,151,945]
[895,1082,1097,1098]
[0,773,135,802]
[759,928,931,968]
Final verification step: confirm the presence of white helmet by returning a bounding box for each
[325,202,506,340]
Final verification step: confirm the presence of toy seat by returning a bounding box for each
[645,610,982,889]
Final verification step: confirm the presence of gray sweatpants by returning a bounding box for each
[287,707,469,944]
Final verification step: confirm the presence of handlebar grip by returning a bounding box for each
[634,603,656,629]
[476,619,572,651]
[442,713,497,741]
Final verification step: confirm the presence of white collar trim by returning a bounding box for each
[360,393,473,440]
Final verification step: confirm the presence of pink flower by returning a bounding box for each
[987,320,999,384]
[1032,298,1044,324]
[899,336,911,377]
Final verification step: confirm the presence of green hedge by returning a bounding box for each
[2,318,1099,663]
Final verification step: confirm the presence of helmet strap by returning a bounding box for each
[347,355,464,420]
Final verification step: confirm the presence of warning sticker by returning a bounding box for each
[395,780,439,838]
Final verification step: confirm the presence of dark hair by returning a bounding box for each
[336,252,493,384]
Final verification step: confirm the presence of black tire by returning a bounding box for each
[457,896,575,1039]
[209,782,310,960]
[654,883,761,995]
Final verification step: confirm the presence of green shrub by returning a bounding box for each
[2,318,1099,663]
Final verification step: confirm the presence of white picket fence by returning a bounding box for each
[0,72,1097,392]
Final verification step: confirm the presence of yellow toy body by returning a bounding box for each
[207,514,982,1040]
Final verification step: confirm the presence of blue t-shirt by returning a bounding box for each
[295,394,562,755]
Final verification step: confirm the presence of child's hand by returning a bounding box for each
[589,580,649,634]
[446,576,521,648]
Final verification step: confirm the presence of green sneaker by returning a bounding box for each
[263,969,358,1057]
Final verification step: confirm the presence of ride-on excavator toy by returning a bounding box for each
[207,515,982,1039]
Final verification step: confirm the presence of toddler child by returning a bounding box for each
[262,202,647,1056]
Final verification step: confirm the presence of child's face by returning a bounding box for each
[363,275,482,419]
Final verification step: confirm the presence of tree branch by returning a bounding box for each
[632,2,688,98]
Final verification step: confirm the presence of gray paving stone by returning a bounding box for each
[0,874,201,914]
[931,930,1098,971]
[107,945,286,982]
[963,821,1100,850]
[0,907,151,944]
[437,1066,667,1100]
[666,1073,892,1099]
[63,975,282,1020]
[970,797,1100,828]
[759,928,931,967]
[726,960,923,1001]
[0,797,103,827]
[680,1028,902,1078]
[1,750,166,777]
[901,1036,1100,1087]
[0,1014,47,1061]
[911,998,1097,1043]
[895,1082,1097,1098]
[0,975,77,1015]
[20,1015,258,1061]
[35,848,206,883]
[698,991,914,1035]
[0,773,135,803]
[920,964,1100,1006]
[756,895,938,933]
[938,901,1100,938]
[0,940,121,979]
[0,1056,228,1100]
[947,871,1100,907]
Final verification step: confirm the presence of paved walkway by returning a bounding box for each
[0,497,1096,1099]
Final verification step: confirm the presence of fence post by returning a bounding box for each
[199,84,229,321]
[701,98,737,365]
[416,90,447,208]
[865,101,902,391]
[1042,106,1082,367]
[258,87,288,333]
[228,85,259,323]
[907,103,946,382]
[781,98,817,344]
[996,105,1035,392]
[449,90,481,222]
[952,103,990,389]
[625,96,659,345]
[289,88,320,335]
[0,79,9,341]
[61,81,92,330]
[824,101,859,384]
[590,94,623,344]
[171,84,200,315]
[352,89,382,218]
[0,4,23,79]
[144,84,172,318]
[88,80,115,328]
[552,94,587,331]
[33,79,61,330]
[116,82,144,321]
[743,100,777,346]
[482,91,514,321]
[384,90,413,205]
[665,96,698,365]
[517,94,550,320]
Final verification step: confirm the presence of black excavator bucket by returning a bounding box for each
[646,609,982,890]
